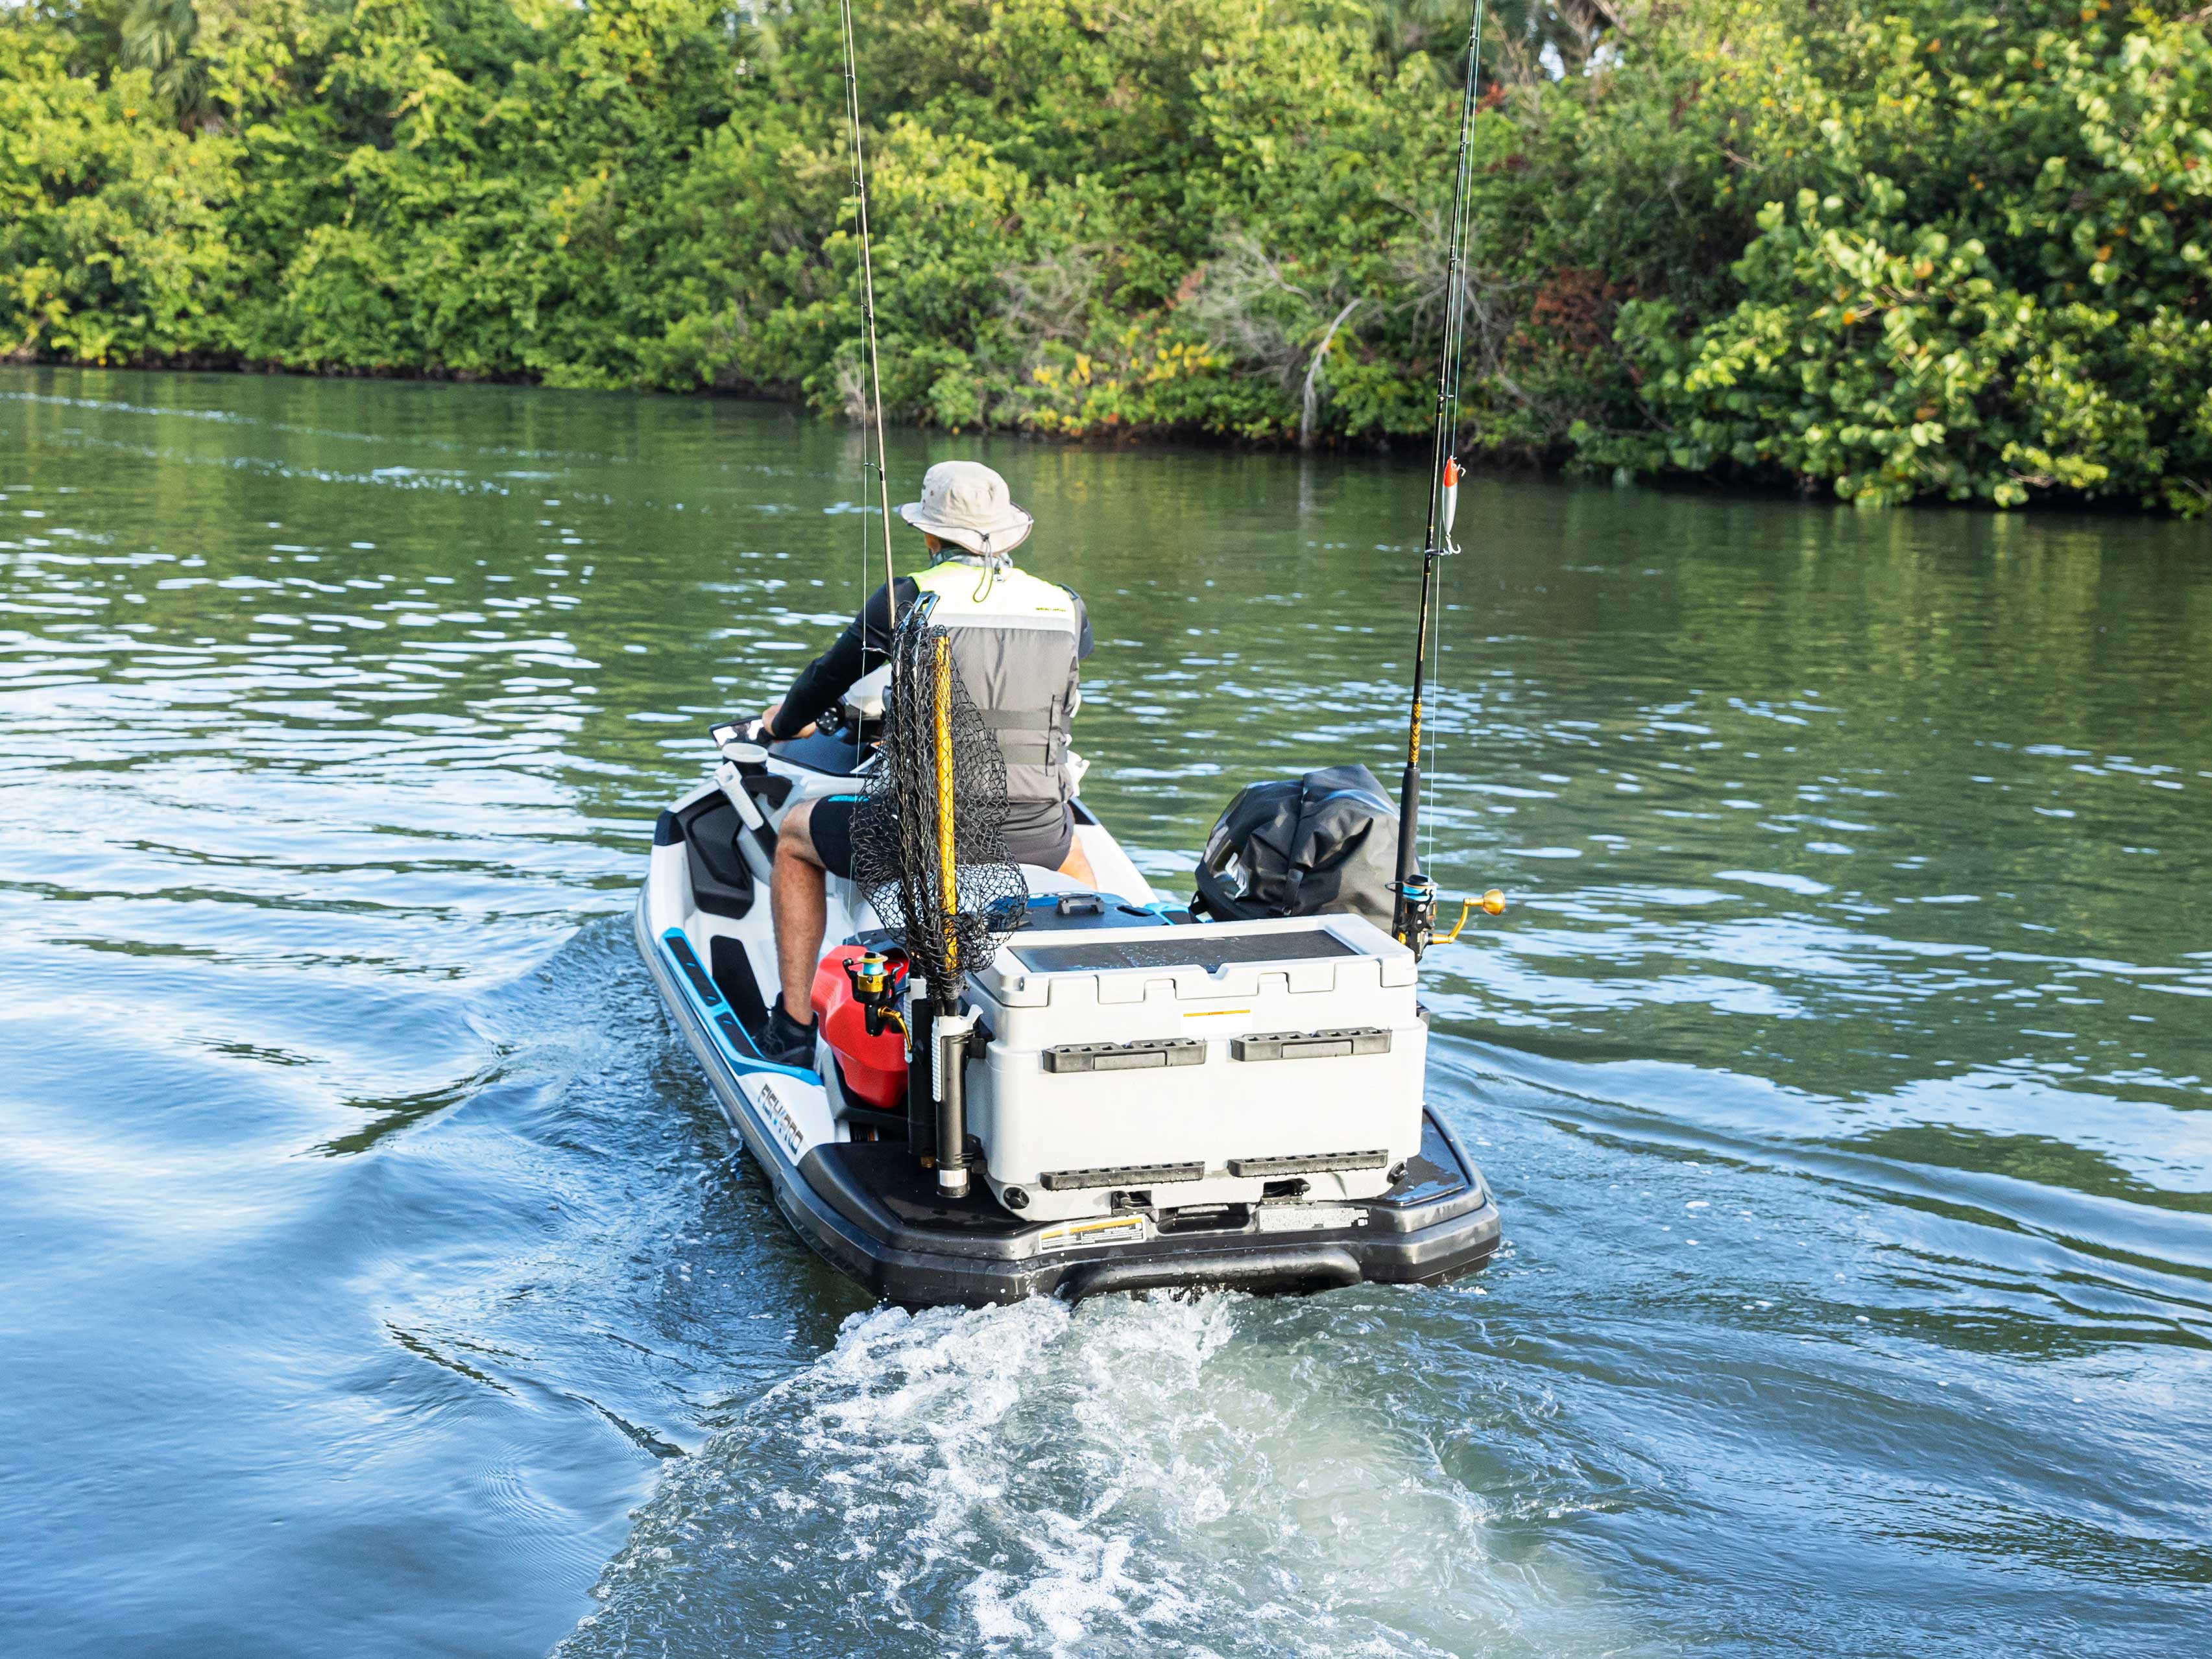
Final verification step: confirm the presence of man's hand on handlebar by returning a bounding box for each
[756,700,819,743]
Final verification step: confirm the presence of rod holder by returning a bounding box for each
[932,1005,979,1199]
[904,982,935,1160]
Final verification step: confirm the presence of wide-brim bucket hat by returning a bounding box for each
[897,460,1033,557]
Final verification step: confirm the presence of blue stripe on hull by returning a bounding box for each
[659,927,822,1083]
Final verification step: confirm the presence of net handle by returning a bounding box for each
[933,634,959,985]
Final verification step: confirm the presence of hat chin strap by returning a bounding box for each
[941,528,1006,567]
[935,530,1007,599]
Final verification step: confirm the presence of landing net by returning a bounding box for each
[850,608,1028,1003]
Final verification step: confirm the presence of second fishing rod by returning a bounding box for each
[1391,0,1493,960]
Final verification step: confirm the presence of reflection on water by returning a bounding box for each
[1,366,2207,1658]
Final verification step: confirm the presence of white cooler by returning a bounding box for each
[963,913,1428,1222]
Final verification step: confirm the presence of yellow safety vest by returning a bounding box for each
[909,559,1083,804]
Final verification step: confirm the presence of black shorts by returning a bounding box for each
[806,794,1074,878]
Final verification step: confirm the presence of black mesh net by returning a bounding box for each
[850,607,1028,1003]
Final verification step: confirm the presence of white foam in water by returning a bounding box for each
[559,1293,1619,1658]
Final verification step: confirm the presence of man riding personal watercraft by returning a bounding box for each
[751,460,1095,1069]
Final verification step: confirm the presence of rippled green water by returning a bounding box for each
[3,366,2207,1658]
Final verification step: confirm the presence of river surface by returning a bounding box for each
[2,366,2207,1658]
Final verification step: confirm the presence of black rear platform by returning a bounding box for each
[793,1109,1499,1305]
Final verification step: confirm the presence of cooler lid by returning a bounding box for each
[1008,926,1358,976]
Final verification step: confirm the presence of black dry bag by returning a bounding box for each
[1192,763,1399,929]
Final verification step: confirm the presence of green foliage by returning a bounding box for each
[1,0,2206,511]
[1580,3,2212,512]
[0,25,237,363]
[120,0,207,117]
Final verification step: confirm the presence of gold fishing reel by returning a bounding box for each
[1438,887,1508,945]
[1395,877,1507,956]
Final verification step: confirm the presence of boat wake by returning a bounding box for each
[557,1289,1618,1659]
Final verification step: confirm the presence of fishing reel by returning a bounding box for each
[1394,875,1507,957]
[842,948,909,1038]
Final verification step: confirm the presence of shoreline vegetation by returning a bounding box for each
[4,1,2209,514]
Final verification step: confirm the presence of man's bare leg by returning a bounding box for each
[778,809,1092,1021]
[771,798,828,1021]
[1058,834,1096,888]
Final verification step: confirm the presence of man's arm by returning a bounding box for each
[762,578,911,740]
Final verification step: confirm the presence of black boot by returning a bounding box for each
[758,994,817,1070]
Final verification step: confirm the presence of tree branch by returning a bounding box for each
[1300,297,1364,449]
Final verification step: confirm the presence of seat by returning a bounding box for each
[766,731,870,776]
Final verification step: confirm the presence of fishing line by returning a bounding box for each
[837,0,896,667]
[1391,0,1485,953]
[1425,0,1485,543]
[1428,543,1442,873]
[1434,3,1484,880]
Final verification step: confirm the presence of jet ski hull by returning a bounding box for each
[636,892,1500,1306]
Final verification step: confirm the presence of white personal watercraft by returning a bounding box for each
[639,0,1504,1307]
[634,683,1501,1306]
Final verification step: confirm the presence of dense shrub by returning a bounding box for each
[1585,3,2212,514]
[2,0,2206,511]
[0,24,238,364]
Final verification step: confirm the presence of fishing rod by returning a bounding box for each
[833,0,1027,1204]
[1391,0,1502,959]
[837,0,897,652]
